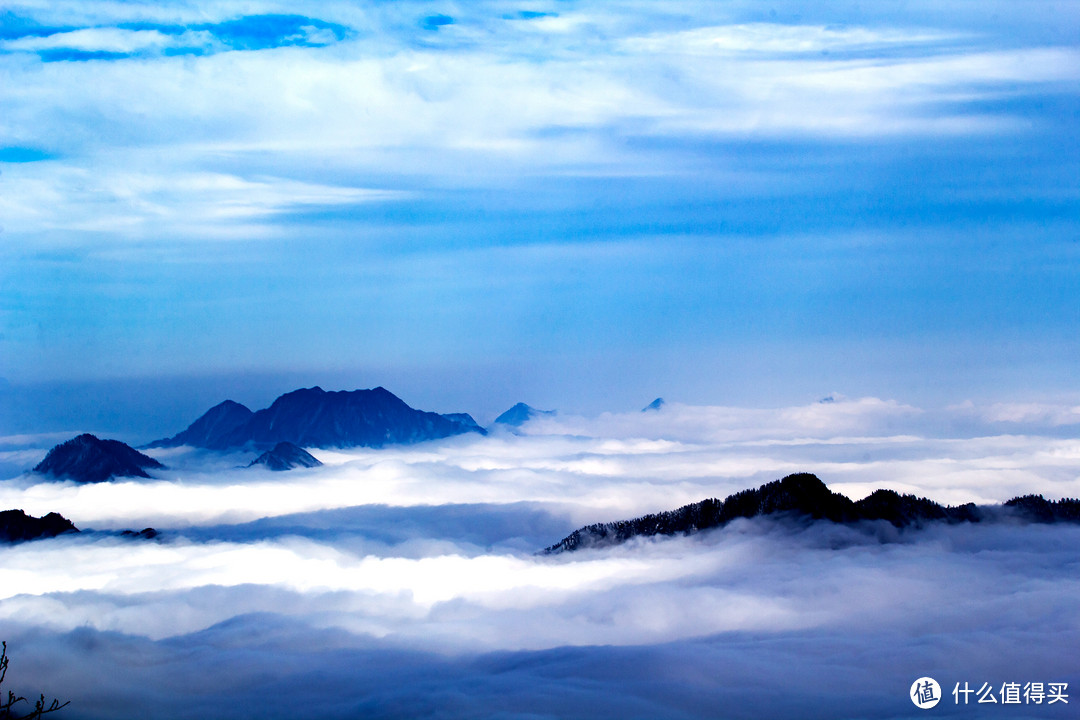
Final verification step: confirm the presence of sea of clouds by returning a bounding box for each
[0,397,1078,718]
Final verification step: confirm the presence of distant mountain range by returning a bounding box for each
[33,434,165,483]
[0,508,159,544]
[149,386,485,451]
[544,473,1080,553]
[29,388,555,483]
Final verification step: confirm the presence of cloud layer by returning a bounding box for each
[1,399,1078,717]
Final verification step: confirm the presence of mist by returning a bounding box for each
[0,398,1077,718]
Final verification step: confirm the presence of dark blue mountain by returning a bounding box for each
[146,399,253,448]
[205,386,480,450]
[544,473,1080,553]
[150,387,483,451]
[0,509,79,543]
[493,402,555,427]
[642,397,665,412]
[443,413,487,435]
[33,434,165,483]
[248,442,323,471]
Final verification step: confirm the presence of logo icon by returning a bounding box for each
[911,677,942,709]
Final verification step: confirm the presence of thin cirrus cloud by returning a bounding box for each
[620,23,961,55]
[0,14,353,60]
[0,166,408,237]
[2,9,1075,247]
[4,9,1075,155]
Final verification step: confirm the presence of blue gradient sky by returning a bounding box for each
[2,0,1078,433]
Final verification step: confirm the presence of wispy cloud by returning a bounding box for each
[621,23,960,56]
[0,166,406,237]
[954,400,1080,427]
[0,14,353,60]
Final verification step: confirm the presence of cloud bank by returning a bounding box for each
[0,398,1077,718]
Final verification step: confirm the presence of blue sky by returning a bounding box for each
[2,0,1079,433]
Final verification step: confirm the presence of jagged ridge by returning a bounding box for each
[151,387,483,451]
[544,473,1080,553]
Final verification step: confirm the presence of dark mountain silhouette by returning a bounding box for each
[493,402,555,427]
[1004,493,1080,522]
[0,509,79,543]
[33,434,165,483]
[146,399,253,448]
[544,473,1079,553]
[642,397,665,412]
[443,413,487,435]
[247,442,323,471]
[205,386,480,450]
[148,387,483,451]
[120,528,159,540]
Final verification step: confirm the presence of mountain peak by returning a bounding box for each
[150,386,483,451]
[34,434,165,483]
[247,441,323,471]
[219,387,479,449]
[494,402,556,427]
[642,397,665,412]
[146,399,253,449]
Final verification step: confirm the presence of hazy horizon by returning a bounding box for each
[3,0,1079,433]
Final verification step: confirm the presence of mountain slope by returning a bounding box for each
[149,387,483,451]
[146,400,253,448]
[544,473,1077,553]
[443,413,487,435]
[33,434,166,483]
[212,386,478,450]
[493,402,555,427]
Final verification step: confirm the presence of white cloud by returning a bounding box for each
[4,398,1079,529]
[1,396,1079,716]
[2,517,1077,652]
[1,28,217,55]
[622,23,958,56]
[2,10,1076,240]
[968,401,1080,426]
[0,164,407,237]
